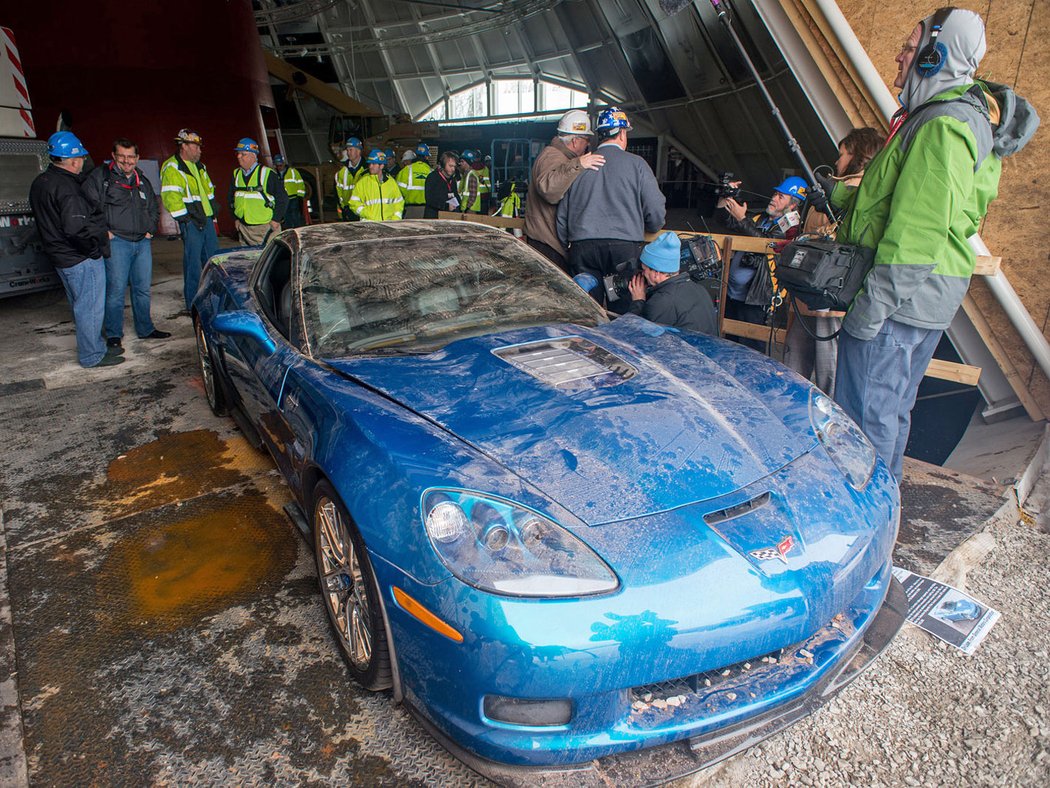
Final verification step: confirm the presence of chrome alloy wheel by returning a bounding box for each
[316,496,373,670]
[194,320,219,412]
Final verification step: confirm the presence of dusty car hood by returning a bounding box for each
[327,317,817,524]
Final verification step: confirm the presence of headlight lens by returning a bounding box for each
[809,390,876,490]
[422,489,619,597]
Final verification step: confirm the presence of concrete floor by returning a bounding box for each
[0,241,1034,785]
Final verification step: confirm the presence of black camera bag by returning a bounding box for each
[775,236,874,311]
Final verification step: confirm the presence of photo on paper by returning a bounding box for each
[891,567,1000,655]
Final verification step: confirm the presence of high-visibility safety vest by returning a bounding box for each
[232,165,277,225]
[496,187,522,217]
[477,165,492,196]
[350,174,405,221]
[283,167,306,199]
[335,161,366,207]
[395,161,431,205]
[459,170,482,213]
[160,155,216,220]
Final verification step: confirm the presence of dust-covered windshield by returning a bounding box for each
[300,234,608,357]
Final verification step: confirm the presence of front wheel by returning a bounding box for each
[312,480,392,690]
[194,318,226,416]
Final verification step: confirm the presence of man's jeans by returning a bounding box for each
[104,236,156,340]
[180,220,219,310]
[835,319,942,482]
[54,257,106,367]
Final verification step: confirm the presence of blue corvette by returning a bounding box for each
[192,221,906,780]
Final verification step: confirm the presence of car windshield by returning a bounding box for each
[299,234,609,357]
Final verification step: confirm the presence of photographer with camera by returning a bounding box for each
[720,176,807,348]
[627,232,717,335]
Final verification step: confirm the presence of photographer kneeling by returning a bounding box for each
[721,177,807,348]
[627,232,717,335]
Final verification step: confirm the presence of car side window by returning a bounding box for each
[252,241,295,342]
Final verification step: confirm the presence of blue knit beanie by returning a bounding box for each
[640,232,681,273]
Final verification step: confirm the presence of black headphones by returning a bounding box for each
[916,7,956,78]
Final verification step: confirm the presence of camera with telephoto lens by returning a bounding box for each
[602,259,638,304]
[715,172,741,200]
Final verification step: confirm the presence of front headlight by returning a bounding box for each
[421,489,619,597]
[809,390,876,490]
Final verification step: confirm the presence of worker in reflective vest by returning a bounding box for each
[335,137,366,221]
[475,151,492,213]
[274,154,306,228]
[396,142,433,219]
[160,128,219,310]
[457,150,482,213]
[230,138,287,246]
[349,150,405,221]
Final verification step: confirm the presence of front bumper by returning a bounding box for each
[408,575,907,786]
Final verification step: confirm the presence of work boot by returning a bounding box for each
[94,355,126,367]
[141,329,172,339]
[106,336,123,350]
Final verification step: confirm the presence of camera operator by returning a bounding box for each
[627,232,717,335]
[720,177,807,348]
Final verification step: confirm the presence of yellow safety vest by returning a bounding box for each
[459,170,481,213]
[497,188,522,217]
[283,167,306,199]
[477,165,491,196]
[395,161,431,205]
[350,174,405,221]
[160,155,215,219]
[233,165,276,225]
[335,161,366,207]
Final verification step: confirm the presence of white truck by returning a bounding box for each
[0,24,55,298]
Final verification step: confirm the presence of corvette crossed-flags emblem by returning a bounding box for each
[749,535,796,564]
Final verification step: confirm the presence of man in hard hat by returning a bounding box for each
[274,154,306,228]
[229,138,287,246]
[29,132,123,368]
[383,148,399,178]
[627,232,717,335]
[396,143,433,219]
[556,107,665,309]
[349,150,405,221]
[424,151,462,219]
[335,137,366,221]
[525,109,606,272]
[161,128,220,311]
[832,8,1035,482]
[457,150,482,214]
[83,137,171,353]
[474,150,492,213]
[721,176,806,347]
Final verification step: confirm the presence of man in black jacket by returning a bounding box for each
[423,151,461,219]
[83,138,171,350]
[627,232,717,335]
[29,132,124,368]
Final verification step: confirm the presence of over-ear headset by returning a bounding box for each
[916,7,956,78]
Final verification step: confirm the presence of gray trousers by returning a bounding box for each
[784,308,841,396]
[834,319,941,482]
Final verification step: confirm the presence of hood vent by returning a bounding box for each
[493,337,636,388]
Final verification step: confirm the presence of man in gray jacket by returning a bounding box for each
[556,107,665,309]
[524,110,605,272]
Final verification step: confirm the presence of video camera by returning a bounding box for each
[715,172,741,201]
[603,259,638,304]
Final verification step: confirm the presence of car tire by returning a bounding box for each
[194,317,227,416]
[312,480,392,690]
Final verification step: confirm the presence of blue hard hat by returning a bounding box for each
[345,136,362,149]
[47,131,88,159]
[366,149,387,165]
[573,273,600,295]
[773,176,808,200]
[415,142,431,158]
[640,232,681,274]
[273,153,285,165]
[460,149,476,163]
[234,138,260,153]
[595,107,632,136]
[384,148,395,159]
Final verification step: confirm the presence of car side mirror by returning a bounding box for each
[211,310,276,355]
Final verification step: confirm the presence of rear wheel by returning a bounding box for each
[312,480,392,690]
[194,318,226,416]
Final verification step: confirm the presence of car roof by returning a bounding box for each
[283,220,506,249]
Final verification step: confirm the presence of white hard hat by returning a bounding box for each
[401,150,416,162]
[557,109,592,136]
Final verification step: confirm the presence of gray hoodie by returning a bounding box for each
[899,9,986,112]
